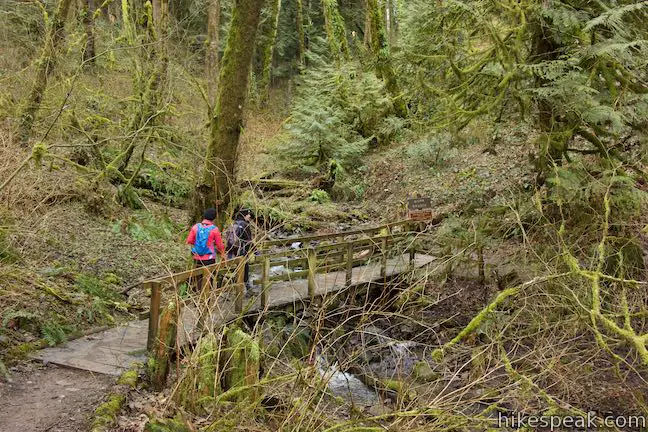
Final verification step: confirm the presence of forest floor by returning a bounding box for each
[0,361,113,432]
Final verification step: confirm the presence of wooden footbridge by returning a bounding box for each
[36,221,434,376]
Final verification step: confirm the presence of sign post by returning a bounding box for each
[407,197,433,221]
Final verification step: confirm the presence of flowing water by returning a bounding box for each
[315,355,381,407]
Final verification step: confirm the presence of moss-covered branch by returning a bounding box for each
[432,273,571,361]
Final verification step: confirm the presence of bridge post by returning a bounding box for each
[408,225,416,270]
[235,259,245,314]
[380,237,387,278]
[346,242,353,285]
[196,266,213,332]
[261,256,270,309]
[307,248,317,300]
[147,281,161,351]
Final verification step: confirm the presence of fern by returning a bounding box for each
[41,323,70,346]
[583,2,648,34]
[2,310,38,328]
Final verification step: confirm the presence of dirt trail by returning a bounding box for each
[0,362,113,432]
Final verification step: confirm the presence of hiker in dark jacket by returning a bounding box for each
[225,209,254,290]
[186,208,226,267]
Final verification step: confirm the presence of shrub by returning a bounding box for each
[308,189,331,204]
[406,134,458,169]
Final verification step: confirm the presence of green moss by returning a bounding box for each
[382,378,404,393]
[103,273,121,285]
[196,334,221,399]
[117,369,138,388]
[144,418,191,432]
[5,342,39,362]
[224,327,261,401]
[91,394,125,432]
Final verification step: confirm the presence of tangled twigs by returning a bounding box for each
[431,272,571,361]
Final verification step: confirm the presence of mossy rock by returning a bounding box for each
[412,361,441,382]
[144,418,191,432]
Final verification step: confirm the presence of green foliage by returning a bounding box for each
[2,310,39,329]
[111,211,179,242]
[75,274,115,299]
[41,322,72,346]
[547,164,647,221]
[400,0,648,172]
[134,161,192,206]
[308,189,331,204]
[279,47,397,174]
[406,134,458,169]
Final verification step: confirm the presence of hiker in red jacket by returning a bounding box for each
[186,208,226,266]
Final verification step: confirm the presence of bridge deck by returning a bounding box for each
[35,254,434,376]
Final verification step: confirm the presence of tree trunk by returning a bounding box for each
[206,0,221,105]
[384,0,390,39]
[259,0,281,105]
[529,10,562,181]
[114,0,168,177]
[82,0,96,64]
[322,0,350,64]
[296,0,305,65]
[366,0,406,117]
[18,0,74,144]
[363,0,371,48]
[196,0,266,225]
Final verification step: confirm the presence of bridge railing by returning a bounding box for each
[145,220,421,350]
[144,256,245,350]
[257,220,412,251]
[257,220,421,310]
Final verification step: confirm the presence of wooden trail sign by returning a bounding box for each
[408,197,433,221]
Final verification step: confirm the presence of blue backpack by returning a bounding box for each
[192,223,216,256]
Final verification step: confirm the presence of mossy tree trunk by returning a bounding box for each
[258,0,281,105]
[113,0,168,178]
[529,11,562,182]
[206,0,221,105]
[18,0,74,143]
[195,0,266,225]
[82,0,96,65]
[366,0,407,117]
[363,0,371,48]
[322,0,350,65]
[296,0,305,65]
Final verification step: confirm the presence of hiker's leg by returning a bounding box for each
[193,259,215,292]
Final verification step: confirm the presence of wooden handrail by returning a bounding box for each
[144,256,245,286]
[259,219,412,248]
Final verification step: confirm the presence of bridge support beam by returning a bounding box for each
[235,262,245,314]
[261,256,270,309]
[380,237,387,279]
[346,243,353,285]
[307,248,317,300]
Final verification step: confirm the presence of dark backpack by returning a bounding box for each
[225,221,243,254]
[191,223,216,256]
